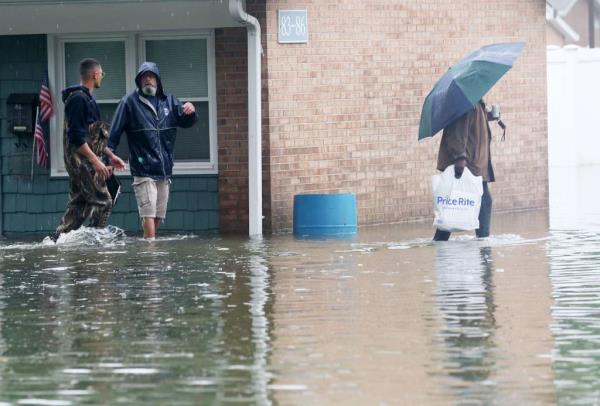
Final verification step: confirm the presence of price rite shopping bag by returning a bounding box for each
[432,165,483,232]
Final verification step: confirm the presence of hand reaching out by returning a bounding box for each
[182,102,195,115]
[110,155,126,171]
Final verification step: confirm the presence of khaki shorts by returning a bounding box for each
[132,177,170,219]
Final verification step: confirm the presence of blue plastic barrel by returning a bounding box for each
[293,193,357,236]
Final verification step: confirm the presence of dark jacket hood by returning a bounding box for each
[61,85,92,103]
[135,62,164,97]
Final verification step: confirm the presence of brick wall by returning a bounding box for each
[215,27,250,234]
[216,0,271,234]
[263,0,548,232]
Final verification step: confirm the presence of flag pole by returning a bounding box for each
[31,106,40,181]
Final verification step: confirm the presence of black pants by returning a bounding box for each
[433,182,492,241]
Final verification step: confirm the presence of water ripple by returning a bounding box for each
[548,229,600,404]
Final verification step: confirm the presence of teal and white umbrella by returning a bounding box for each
[418,42,525,140]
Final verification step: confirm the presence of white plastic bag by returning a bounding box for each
[432,165,483,232]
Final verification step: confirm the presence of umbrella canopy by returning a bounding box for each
[418,42,525,140]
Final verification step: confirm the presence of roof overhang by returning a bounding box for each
[0,0,244,36]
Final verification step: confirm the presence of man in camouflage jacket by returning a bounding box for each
[50,58,125,242]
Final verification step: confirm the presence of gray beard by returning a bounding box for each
[142,85,157,96]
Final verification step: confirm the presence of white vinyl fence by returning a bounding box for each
[547,45,600,168]
[547,46,600,229]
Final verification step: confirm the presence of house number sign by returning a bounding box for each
[278,10,308,44]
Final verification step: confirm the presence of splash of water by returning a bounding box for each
[41,225,126,247]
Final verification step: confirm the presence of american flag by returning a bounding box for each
[34,72,54,168]
[34,120,48,168]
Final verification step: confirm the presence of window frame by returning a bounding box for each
[139,31,217,173]
[47,30,218,177]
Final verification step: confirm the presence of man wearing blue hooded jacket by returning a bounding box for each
[108,62,198,239]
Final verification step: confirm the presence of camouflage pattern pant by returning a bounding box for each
[54,122,113,236]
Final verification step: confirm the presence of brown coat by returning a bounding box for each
[436,101,495,182]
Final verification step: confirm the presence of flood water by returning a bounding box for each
[0,170,599,404]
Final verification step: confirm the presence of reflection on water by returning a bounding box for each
[548,229,600,405]
[0,234,275,404]
[434,243,496,397]
[0,203,598,403]
[548,164,600,405]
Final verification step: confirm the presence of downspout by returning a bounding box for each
[229,0,263,236]
[596,0,600,47]
[0,125,3,236]
[589,0,596,48]
[547,3,581,43]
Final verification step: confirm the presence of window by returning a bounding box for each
[62,37,132,161]
[48,31,217,176]
[142,35,212,165]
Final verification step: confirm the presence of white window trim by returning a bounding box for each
[47,30,218,177]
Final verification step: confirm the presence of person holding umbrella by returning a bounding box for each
[433,99,495,241]
[417,42,526,241]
